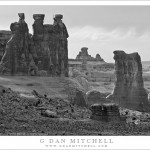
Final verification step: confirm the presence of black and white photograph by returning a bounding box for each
[0,1,150,149]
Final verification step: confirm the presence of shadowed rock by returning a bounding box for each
[107,50,150,112]
[0,13,32,75]
[90,103,120,122]
[0,31,11,60]
[0,13,69,77]
[33,14,45,40]
[73,89,87,107]
[52,14,69,77]
[32,13,69,77]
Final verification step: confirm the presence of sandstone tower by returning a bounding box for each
[0,13,69,77]
[107,50,150,112]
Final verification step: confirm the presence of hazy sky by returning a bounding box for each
[0,5,150,62]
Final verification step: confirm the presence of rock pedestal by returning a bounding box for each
[107,50,150,112]
[32,14,51,73]
[90,103,120,122]
[33,14,45,41]
[52,14,69,77]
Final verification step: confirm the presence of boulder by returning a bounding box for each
[86,90,108,106]
[71,68,91,92]
[64,78,87,107]
[41,110,58,118]
[72,88,86,107]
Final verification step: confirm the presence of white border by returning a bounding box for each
[0,136,150,149]
[0,1,150,5]
[0,1,150,150]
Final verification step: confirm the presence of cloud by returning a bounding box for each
[68,25,150,62]
[69,25,150,42]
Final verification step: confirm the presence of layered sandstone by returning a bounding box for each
[107,50,150,112]
[32,14,69,76]
[0,13,31,75]
[0,13,69,77]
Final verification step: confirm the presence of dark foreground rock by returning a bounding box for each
[90,103,121,122]
[0,85,150,135]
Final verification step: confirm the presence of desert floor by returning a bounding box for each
[0,70,150,135]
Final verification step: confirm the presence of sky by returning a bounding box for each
[0,5,150,62]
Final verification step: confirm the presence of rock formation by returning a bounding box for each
[64,78,87,107]
[76,47,104,61]
[0,13,69,77]
[71,68,91,92]
[0,13,31,75]
[0,31,11,60]
[86,90,108,106]
[107,50,150,112]
[76,47,90,60]
[32,14,51,74]
[52,14,69,77]
[96,54,104,61]
[32,14,69,77]
[90,103,120,122]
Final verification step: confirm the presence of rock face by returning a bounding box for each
[32,14,51,74]
[108,50,150,112]
[0,13,69,77]
[86,90,108,106]
[64,78,87,107]
[52,14,69,77]
[32,14,69,76]
[0,13,31,75]
[0,31,11,60]
[90,103,120,122]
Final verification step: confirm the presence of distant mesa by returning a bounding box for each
[76,47,104,62]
